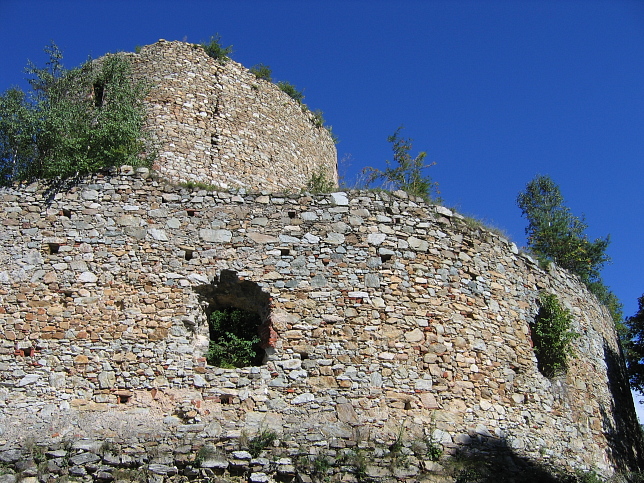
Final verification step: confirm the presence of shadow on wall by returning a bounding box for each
[602,341,644,472]
[444,435,630,482]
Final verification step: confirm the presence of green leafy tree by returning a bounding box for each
[624,295,644,391]
[517,175,610,284]
[363,126,439,201]
[0,88,38,181]
[0,42,151,183]
[517,175,623,326]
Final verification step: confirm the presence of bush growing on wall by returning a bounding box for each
[277,81,305,104]
[362,126,439,201]
[0,43,152,183]
[531,292,579,377]
[250,63,272,81]
[201,34,233,63]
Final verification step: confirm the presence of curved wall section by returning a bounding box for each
[130,40,338,191]
[0,174,639,478]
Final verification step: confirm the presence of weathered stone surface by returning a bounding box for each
[131,41,337,192]
[0,177,633,479]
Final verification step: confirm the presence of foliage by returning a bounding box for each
[179,180,220,191]
[312,455,331,474]
[362,126,439,201]
[247,427,277,457]
[250,63,272,81]
[517,175,622,328]
[586,280,624,330]
[201,34,233,63]
[194,445,217,467]
[531,293,579,378]
[311,109,325,128]
[0,43,151,183]
[306,167,336,193]
[0,88,37,182]
[517,175,610,285]
[624,294,644,392]
[207,307,261,368]
[277,81,304,104]
[326,124,339,144]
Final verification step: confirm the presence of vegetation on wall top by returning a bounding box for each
[201,34,233,63]
[362,126,440,202]
[0,43,152,184]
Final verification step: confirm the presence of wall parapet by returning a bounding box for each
[0,172,641,479]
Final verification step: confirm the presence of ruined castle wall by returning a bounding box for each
[130,41,338,191]
[0,172,637,478]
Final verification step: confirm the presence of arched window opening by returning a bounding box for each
[195,270,273,368]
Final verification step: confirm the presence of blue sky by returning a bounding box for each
[1,0,643,407]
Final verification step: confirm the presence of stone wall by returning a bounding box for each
[0,172,641,481]
[129,40,338,191]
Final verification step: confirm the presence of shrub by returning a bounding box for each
[362,126,439,201]
[277,81,304,104]
[531,293,579,377]
[247,427,277,457]
[306,167,335,193]
[0,43,152,183]
[207,307,261,368]
[250,63,272,81]
[311,109,325,128]
[201,34,233,63]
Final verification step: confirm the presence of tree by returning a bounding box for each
[624,295,644,392]
[0,42,151,184]
[517,175,610,285]
[363,126,439,201]
[0,88,38,182]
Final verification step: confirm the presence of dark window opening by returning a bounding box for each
[117,394,131,404]
[299,352,309,360]
[404,401,412,410]
[93,82,105,108]
[220,395,232,404]
[187,209,197,217]
[279,248,290,256]
[287,211,296,219]
[195,270,273,368]
[380,253,393,263]
[47,243,60,254]
[184,249,194,261]
[62,209,72,218]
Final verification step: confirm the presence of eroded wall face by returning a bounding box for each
[130,41,338,191]
[0,174,635,475]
